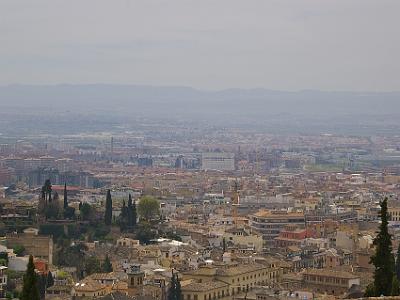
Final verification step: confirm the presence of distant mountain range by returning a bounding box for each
[1,84,399,135]
[0,84,399,115]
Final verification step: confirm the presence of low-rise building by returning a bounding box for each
[302,269,360,296]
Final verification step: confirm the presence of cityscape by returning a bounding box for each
[1,1,400,300]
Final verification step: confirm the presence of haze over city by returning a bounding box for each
[1,1,400,300]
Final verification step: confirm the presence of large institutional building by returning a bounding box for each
[249,210,306,244]
[201,153,235,171]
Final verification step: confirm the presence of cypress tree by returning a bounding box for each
[21,255,40,300]
[105,190,113,226]
[168,273,176,300]
[47,270,54,288]
[392,276,400,296]
[121,200,128,220]
[396,243,400,280]
[119,200,128,232]
[63,183,68,209]
[102,255,113,273]
[370,197,395,296]
[168,273,182,300]
[127,194,133,227]
[175,274,182,300]
[36,274,46,300]
[128,194,137,228]
[132,197,137,227]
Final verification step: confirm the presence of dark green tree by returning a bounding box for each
[43,179,52,203]
[36,274,46,300]
[222,237,226,252]
[63,183,68,209]
[392,276,400,296]
[63,206,75,220]
[44,191,61,219]
[127,194,137,228]
[369,198,395,296]
[20,255,40,300]
[47,271,54,288]
[168,272,183,300]
[176,273,182,300]
[84,256,101,276]
[136,222,156,244]
[138,196,160,221]
[102,255,113,273]
[127,195,133,226]
[121,200,128,220]
[56,243,87,279]
[118,200,128,232]
[105,190,113,226]
[13,245,25,257]
[80,203,92,221]
[132,196,137,227]
[396,243,400,280]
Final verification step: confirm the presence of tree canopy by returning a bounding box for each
[367,198,395,296]
[168,272,183,300]
[138,196,160,221]
[102,255,113,273]
[21,255,40,300]
[105,190,113,226]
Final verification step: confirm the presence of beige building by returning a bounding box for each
[117,237,140,248]
[389,207,400,221]
[72,279,107,298]
[182,280,230,300]
[6,230,53,264]
[302,269,360,296]
[182,262,281,300]
[223,227,263,252]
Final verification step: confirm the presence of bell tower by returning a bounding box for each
[128,264,144,289]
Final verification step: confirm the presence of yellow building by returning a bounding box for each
[182,280,230,300]
[223,227,263,252]
[182,262,281,300]
[389,207,400,221]
[302,269,360,296]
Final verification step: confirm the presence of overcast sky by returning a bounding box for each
[1,0,399,91]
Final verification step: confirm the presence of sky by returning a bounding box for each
[1,0,399,91]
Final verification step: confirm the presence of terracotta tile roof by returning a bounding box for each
[181,280,228,292]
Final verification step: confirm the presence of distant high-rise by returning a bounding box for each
[110,136,114,159]
[201,152,235,171]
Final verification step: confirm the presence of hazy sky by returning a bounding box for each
[1,0,399,91]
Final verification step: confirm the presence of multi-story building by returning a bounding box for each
[302,269,360,296]
[201,153,235,171]
[72,279,107,298]
[6,229,54,265]
[181,262,281,300]
[389,206,400,221]
[250,210,305,245]
[274,225,306,250]
[181,281,230,300]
